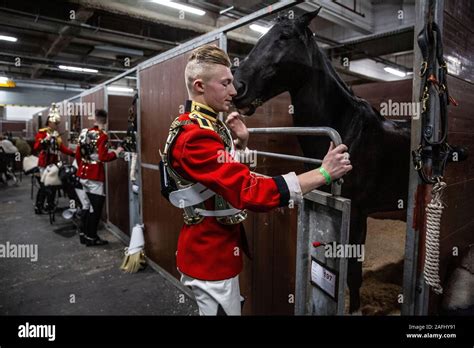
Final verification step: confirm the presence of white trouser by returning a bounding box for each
[180,273,243,316]
[75,187,91,211]
[75,179,104,212]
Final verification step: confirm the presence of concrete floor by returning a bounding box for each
[0,177,198,315]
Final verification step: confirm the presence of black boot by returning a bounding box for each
[85,193,108,246]
[78,209,89,244]
[35,183,46,214]
[44,186,57,213]
[84,235,108,246]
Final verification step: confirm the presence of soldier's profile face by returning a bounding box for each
[202,64,237,113]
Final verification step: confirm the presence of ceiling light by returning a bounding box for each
[249,24,270,34]
[220,6,234,15]
[108,86,134,93]
[58,65,98,74]
[0,35,17,42]
[384,66,406,77]
[150,0,205,16]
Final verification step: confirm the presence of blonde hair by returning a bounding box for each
[185,44,231,96]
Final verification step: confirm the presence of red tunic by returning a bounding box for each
[170,109,290,281]
[33,127,74,168]
[75,126,117,182]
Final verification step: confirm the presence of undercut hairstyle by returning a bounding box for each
[95,109,108,122]
[185,44,231,96]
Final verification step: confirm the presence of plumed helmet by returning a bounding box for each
[47,103,61,124]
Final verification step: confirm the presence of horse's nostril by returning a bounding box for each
[235,81,248,98]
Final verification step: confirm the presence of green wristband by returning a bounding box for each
[319,166,332,185]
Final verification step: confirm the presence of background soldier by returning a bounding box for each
[33,104,74,214]
[76,109,123,246]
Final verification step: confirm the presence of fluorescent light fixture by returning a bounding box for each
[384,66,406,77]
[150,0,205,16]
[0,35,17,42]
[249,24,270,34]
[220,6,234,15]
[108,86,134,93]
[58,65,98,73]
[0,76,9,83]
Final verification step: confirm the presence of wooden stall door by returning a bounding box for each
[106,94,133,235]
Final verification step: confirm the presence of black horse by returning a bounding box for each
[233,9,411,313]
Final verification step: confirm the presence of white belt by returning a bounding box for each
[169,182,243,217]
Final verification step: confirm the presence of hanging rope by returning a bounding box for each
[423,179,447,294]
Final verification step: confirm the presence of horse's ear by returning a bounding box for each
[297,8,321,27]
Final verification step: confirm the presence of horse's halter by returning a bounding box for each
[412,18,458,184]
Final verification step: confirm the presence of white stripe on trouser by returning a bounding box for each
[74,187,91,211]
[180,273,242,315]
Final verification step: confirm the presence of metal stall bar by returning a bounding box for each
[248,127,343,196]
[248,126,350,315]
[253,150,322,165]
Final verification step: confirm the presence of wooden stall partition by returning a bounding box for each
[352,79,413,119]
[81,88,105,129]
[54,101,74,165]
[241,93,304,315]
[106,94,133,235]
[81,89,107,221]
[139,48,203,280]
[26,119,33,139]
[0,121,26,135]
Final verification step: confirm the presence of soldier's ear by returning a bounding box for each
[193,79,205,93]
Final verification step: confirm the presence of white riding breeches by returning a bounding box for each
[180,273,243,316]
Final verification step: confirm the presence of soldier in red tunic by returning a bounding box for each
[33,104,75,214]
[161,45,352,315]
[75,109,123,246]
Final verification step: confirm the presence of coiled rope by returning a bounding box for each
[423,179,447,295]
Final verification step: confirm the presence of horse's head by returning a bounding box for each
[233,9,321,115]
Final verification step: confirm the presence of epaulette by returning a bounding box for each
[39,127,49,132]
[188,112,215,132]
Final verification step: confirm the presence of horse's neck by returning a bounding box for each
[290,48,383,142]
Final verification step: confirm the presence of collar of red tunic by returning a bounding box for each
[185,100,218,121]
